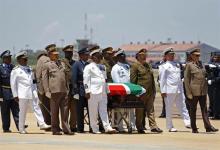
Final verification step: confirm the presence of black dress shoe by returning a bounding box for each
[206,126,219,132]
[3,129,12,133]
[52,132,62,135]
[64,132,75,135]
[192,130,199,133]
[151,128,163,133]
[138,130,145,134]
[159,114,166,118]
[77,130,85,133]
[24,125,28,128]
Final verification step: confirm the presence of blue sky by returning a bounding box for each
[0,0,219,53]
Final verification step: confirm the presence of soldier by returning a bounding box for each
[42,44,73,135]
[72,47,90,133]
[130,48,163,133]
[111,49,136,132]
[207,52,220,119]
[159,48,190,132]
[35,50,51,126]
[101,47,115,83]
[10,51,50,134]
[184,48,218,133]
[83,47,117,134]
[0,50,19,132]
[62,45,77,132]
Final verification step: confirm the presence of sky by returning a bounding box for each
[0,0,220,53]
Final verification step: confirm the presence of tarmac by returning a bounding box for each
[0,93,219,150]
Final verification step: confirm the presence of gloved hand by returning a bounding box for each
[0,98,3,102]
[45,92,51,99]
[208,80,212,85]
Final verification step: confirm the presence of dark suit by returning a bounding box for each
[0,63,19,131]
[72,60,89,132]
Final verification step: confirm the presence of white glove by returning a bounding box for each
[0,98,3,102]
[45,92,51,99]
[73,94,79,100]
[208,80,212,85]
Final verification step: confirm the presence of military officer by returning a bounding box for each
[0,50,19,132]
[72,47,90,133]
[83,47,116,134]
[42,44,73,135]
[159,47,190,132]
[130,48,163,133]
[101,47,115,83]
[62,45,77,132]
[35,50,51,126]
[111,49,136,132]
[10,51,50,134]
[184,48,218,133]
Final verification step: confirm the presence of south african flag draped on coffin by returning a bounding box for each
[107,83,146,96]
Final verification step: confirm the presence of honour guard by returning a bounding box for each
[0,50,19,132]
[83,47,116,134]
[10,51,50,134]
[159,47,190,132]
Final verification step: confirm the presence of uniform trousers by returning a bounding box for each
[68,95,77,130]
[1,99,19,130]
[38,93,51,125]
[136,93,157,130]
[88,92,112,132]
[19,98,45,132]
[189,96,212,130]
[164,93,190,129]
[50,92,71,133]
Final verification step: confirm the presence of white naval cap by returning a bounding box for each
[15,51,28,59]
[114,48,125,57]
[163,47,175,56]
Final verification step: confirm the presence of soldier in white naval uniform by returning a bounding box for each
[10,51,50,134]
[111,49,136,132]
[159,48,190,132]
[83,48,116,134]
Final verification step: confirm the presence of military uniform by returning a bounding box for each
[159,48,190,131]
[0,50,19,132]
[184,48,218,133]
[35,52,51,125]
[62,45,77,131]
[72,47,90,132]
[42,44,72,135]
[11,51,50,134]
[130,49,162,133]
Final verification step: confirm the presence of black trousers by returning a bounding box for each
[76,96,90,132]
[1,99,19,131]
[213,87,220,118]
[189,96,212,130]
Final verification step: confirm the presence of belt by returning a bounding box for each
[1,85,11,89]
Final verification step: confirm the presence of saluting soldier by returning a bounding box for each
[42,44,73,135]
[62,45,77,132]
[10,51,50,134]
[35,50,51,126]
[0,50,19,132]
[72,47,90,133]
[130,48,163,133]
[100,47,115,83]
[184,48,218,133]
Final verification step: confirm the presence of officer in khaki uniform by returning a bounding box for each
[100,47,115,83]
[62,45,77,132]
[130,49,163,133]
[42,44,73,135]
[184,48,218,133]
[35,50,51,126]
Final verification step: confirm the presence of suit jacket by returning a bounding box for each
[42,60,68,97]
[130,61,156,96]
[83,62,107,95]
[184,61,208,99]
[10,65,38,99]
[35,55,50,94]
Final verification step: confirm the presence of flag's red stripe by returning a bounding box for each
[108,85,127,96]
